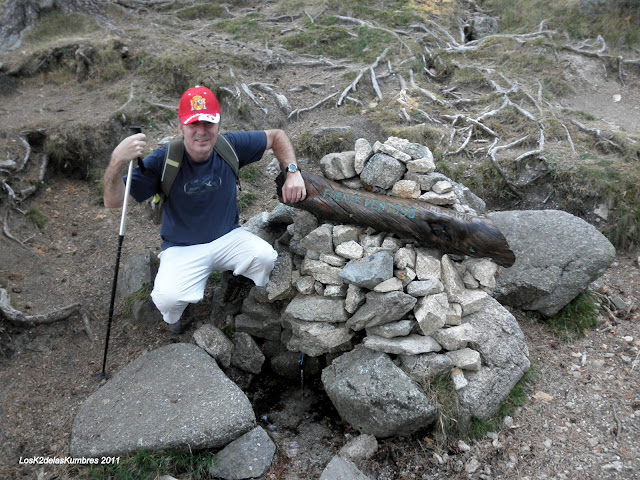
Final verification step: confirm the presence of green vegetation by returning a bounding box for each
[283,25,396,63]
[482,0,640,49]
[237,191,258,211]
[545,291,599,342]
[295,129,355,161]
[239,165,259,184]
[26,208,47,230]
[424,372,460,446]
[73,449,215,480]
[24,11,100,45]
[467,364,536,439]
[175,4,228,21]
[122,284,153,319]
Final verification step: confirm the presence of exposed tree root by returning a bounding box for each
[0,288,96,341]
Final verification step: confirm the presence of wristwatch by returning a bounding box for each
[286,164,300,174]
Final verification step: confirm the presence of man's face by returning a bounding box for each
[179,121,220,162]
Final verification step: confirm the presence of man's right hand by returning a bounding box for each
[111,133,147,168]
[103,133,147,208]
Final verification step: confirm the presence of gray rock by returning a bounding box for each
[415,249,442,280]
[192,324,234,368]
[322,347,436,437]
[363,334,441,355]
[366,319,414,339]
[320,151,357,180]
[406,279,445,297]
[390,139,433,161]
[345,284,366,314]
[242,212,277,244]
[446,348,481,371]
[406,157,436,174]
[452,183,486,215]
[373,141,412,163]
[340,251,394,289]
[232,332,265,374]
[457,297,530,423]
[394,246,416,270]
[240,292,281,321]
[295,275,315,295]
[300,224,334,255]
[118,249,157,301]
[320,455,372,480]
[489,210,615,316]
[467,16,499,41]
[360,153,406,190]
[266,203,295,225]
[283,294,348,323]
[131,297,162,324]
[210,427,276,480]
[462,258,498,289]
[333,225,362,245]
[432,323,474,351]
[373,277,403,292]
[347,291,417,331]
[283,319,353,356]
[319,253,347,267]
[414,292,449,334]
[324,284,348,297]
[336,240,364,259]
[235,313,281,341]
[354,138,374,174]
[398,353,454,382]
[266,249,295,302]
[301,257,345,285]
[339,433,379,462]
[70,344,255,457]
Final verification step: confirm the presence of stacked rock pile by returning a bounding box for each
[223,136,530,430]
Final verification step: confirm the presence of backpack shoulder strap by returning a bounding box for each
[161,134,241,197]
[161,139,184,197]
[214,134,241,188]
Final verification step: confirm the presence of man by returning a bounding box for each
[103,86,306,333]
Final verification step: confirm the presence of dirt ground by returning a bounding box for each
[1,2,640,480]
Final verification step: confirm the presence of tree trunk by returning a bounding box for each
[276,171,516,268]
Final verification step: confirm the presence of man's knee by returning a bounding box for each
[150,286,179,313]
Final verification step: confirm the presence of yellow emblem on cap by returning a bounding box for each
[190,95,206,112]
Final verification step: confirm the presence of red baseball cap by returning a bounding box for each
[178,86,221,125]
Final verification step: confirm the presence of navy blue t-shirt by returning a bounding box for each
[126,131,267,249]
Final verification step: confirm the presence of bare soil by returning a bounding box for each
[1,2,639,480]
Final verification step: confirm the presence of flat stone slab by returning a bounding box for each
[70,343,256,457]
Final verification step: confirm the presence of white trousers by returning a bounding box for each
[150,228,277,325]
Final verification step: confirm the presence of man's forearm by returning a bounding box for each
[103,159,126,208]
[266,129,297,168]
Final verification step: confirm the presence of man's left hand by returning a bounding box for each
[282,171,306,204]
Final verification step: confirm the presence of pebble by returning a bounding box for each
[623,335,634,342]
[457,440,471,452]
[503,416,514,428]
[465,457,481,474]
[543,438,553,448]
[601,461,623,472]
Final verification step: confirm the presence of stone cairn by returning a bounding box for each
[205,136,530,433]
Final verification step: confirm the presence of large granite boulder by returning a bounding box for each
[489,210,615,316]
[321,347,436,437]
[70,343,255,457]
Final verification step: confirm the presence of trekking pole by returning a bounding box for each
[98,126,142,380]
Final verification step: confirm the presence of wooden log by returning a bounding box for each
[276,171,515,268]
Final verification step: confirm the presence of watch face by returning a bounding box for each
[287,164,298,173]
